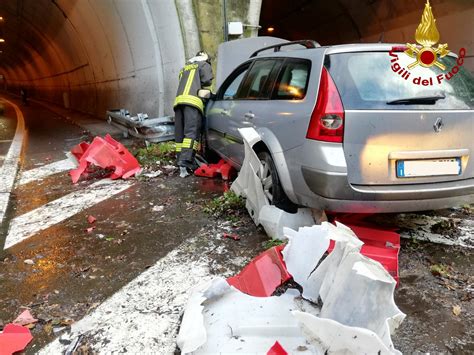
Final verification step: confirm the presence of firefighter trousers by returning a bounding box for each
[174,104,202,169]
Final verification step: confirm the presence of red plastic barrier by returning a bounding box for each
[69,134,141,183]
[194,159,236,181]
[327,224,400,283]
[227,245,291,297]
[0,324,33,355]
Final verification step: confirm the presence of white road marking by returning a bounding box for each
[18,158,76,185]
[3,179,132,250]
[0,99,26,224]
[39,241,212,354]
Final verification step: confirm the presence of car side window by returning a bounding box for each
[221,67,249,100]
[237,59,280,100]
[273,59,311,100]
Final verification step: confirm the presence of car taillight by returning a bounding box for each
[306,67,345,143]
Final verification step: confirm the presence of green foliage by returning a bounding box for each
[262,239,285,250]
[430,263,451,278]
[134,142,176,166]
[203,190,245,218]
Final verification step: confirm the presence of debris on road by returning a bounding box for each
[69,134,141,183]
[152,205,164,212]
[231,128,316,238]
[194,159,236,181]
[227,245,290,297]
[452,305,462,316]
[87,215,96,224]
[106,109,174,142]
[13,310,38,327]
[223,233,240,241]
[0,323,33,355]
[177,222,405,354]
[23,259,34,265]
[86,227,96,233]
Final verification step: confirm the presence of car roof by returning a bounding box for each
[253,42,458,59]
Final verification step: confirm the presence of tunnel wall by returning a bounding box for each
[0,0,261,119]
[1,0,187,118]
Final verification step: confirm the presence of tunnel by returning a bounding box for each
[0,0,472,119]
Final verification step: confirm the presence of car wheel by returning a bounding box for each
[257,151,298,214]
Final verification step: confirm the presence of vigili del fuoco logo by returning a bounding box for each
[389,0,466,86]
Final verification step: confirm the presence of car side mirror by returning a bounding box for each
[198,89,213,100]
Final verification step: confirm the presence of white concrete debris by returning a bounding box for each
[231,128,316,239]
[177,222,405,354]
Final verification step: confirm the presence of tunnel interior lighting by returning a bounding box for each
[0,16,3,21]
[0,39,4,43]
[267,27,275,33]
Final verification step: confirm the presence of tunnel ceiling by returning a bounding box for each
[259,0,474,45]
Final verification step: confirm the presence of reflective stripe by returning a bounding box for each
[193,141,200,151]
[182,138,193,149]
[183,69,196,96]
[173,95,204,112]
[175,142,182,152]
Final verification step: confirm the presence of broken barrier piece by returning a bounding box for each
[0,324,33,355]
[227,245,291,297]
[177,222,405,354]
[69,134,141,183]
[327,224,400,283]
[194,159,236,180]
[267,341,288,355]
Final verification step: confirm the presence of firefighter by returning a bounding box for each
[174,51,213,177]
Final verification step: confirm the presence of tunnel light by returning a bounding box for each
[267,27,275,33]
[0,16,3,21]
[0,39,4,43]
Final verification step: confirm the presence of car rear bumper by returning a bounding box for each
[301,166,474,212]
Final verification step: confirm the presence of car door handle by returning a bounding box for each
[244,112,255,119]
[221,109,230,117]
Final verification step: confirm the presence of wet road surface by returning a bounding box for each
[0,97,472,353]
[0,99,17,169]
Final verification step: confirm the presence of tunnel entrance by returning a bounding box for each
[257,0,474,54]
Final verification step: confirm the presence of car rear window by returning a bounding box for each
[326,52,474,110]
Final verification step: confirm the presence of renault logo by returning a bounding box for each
[434,117,444,132]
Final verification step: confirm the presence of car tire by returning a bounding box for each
[257,151,298,214]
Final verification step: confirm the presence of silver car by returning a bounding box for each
[205,39,474,213]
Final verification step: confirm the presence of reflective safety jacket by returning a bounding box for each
[174,60,213,113]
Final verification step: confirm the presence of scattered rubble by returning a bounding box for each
[177,223,405,354]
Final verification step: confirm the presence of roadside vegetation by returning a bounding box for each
[133,142,176,167]
[203,190,246,220]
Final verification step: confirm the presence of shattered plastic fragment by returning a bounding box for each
[69,134,141,183]
[13,310,38,327]
[0,324,33,355]
[231,128,316,239]
[223,233,240,241]
[267,341,288,355]
[87,215,96,224]
[227,245,291,297]
[282,225,330,294]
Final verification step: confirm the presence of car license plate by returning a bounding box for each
[397,158,461,178]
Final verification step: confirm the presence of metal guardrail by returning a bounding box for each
[106,109,175,143]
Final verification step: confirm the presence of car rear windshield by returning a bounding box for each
[326,52,474,110]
